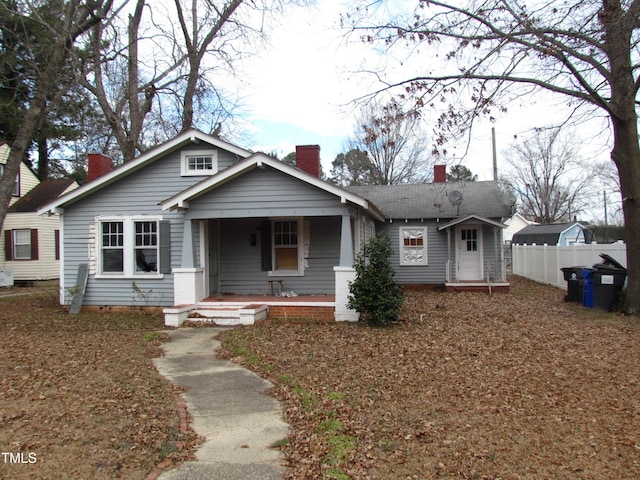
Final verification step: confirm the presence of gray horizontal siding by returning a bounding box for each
[219,217,339,295]
[378,221,449,284]
[187,167,349,219]
[60,146,239,307]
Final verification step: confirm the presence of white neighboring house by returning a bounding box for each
[0,144,78,284]
[503,212,537,244]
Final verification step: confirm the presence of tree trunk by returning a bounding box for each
[611,116,640,314]
[0,47,65,230]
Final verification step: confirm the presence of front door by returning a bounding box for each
[456,225,483,280]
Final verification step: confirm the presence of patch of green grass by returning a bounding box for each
[324,433,356,477]
[327,391,346,401]
[292,385,317,409]
[317,418,343,433]
[244,354,260,365]
[143,332,161,342]
[270,437,290,449]
[277,373,294,385]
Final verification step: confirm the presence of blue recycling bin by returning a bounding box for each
[582,268,594,308]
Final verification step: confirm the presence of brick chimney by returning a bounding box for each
[434,164,447,183]
[87,153,112,182]
[296,145,321,178]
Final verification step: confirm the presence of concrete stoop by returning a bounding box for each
[163,303,269,327]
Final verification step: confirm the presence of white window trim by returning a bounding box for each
[269,217,305,277]
[180,149,218,176]
[399,226,428,266]
[95,215,164,279]
[13,229,31,260]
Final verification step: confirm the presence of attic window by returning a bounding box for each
[181,150,218,176]
[0,164,19,196]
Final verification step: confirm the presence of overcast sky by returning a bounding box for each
[234,0,614,187]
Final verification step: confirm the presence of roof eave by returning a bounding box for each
[437,214,507,231]
[38,129,252,215]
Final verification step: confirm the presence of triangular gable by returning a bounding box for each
[37,129,252,215]
[437,213,506,231]
[160,153,385,220]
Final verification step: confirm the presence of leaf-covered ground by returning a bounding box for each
[0,288,201,480]
[219,277,640,479]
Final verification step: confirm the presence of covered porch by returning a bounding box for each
[164,214,361,326]
[438,214,510,293]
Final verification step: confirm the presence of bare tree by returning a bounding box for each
[346,0,640,314]
[503,128,590,224]
[82,0,180,163]
[349,99,434,185]
[0,0,115,230]
[83,0,282,162]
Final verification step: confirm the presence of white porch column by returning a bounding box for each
[335,214,358,321]
[172,218,204,306]
[173,267,205,305]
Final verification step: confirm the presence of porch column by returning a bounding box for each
[446,228,451,282]
[181,219,195,268]
[339,214,354,266]
[334,214,358,321]
[173,218,204,305]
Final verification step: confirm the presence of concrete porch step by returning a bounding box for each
[166,303,269,326]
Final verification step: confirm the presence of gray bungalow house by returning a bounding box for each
[39,129,512,325]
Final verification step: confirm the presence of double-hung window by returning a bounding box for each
[271,219,303,275]
[400,227,427,265]
[97,217,167,276]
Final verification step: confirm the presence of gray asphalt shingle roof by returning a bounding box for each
[345,181,513,220]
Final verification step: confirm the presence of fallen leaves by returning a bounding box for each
[0,290,200,479]
[219,276,640,479]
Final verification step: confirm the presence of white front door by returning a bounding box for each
[456,225,483,280]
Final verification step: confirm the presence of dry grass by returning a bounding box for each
[0,287,200,480]
[219,276,640,479]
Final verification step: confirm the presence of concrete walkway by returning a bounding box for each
[153,328,289,480]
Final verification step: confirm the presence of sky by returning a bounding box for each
[234,0,614,187]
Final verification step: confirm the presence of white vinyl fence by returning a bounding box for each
[512,242,627,289]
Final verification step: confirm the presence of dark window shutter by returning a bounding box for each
[159,220,171,274]
[260,220,272,271]
[30,229,38,260]
[4,230,13,261]
[55,230,60,260]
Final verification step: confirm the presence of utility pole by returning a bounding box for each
[492,127,498,181]
[604,190,608,226]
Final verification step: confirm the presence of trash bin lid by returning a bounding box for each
[599,253,625,269]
